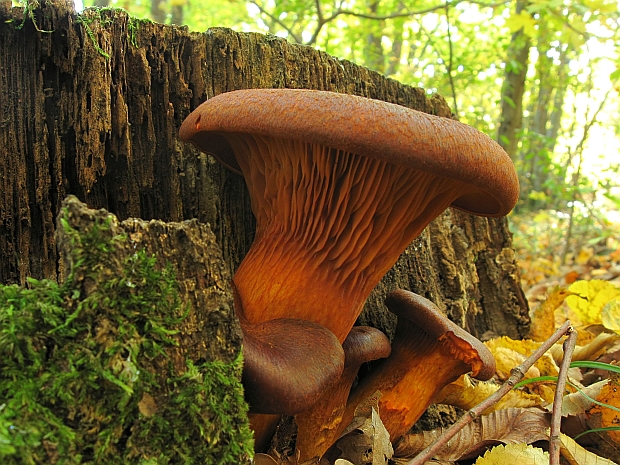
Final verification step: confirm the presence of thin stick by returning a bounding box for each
[549,325,577,465]
[406,320,573,465]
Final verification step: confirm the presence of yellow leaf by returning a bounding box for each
[550,332,620,364]
[436,375,543,413]
[590,372,620,443]
[529,287,574,342]
[560,432,619,465]
[485,337,558,380]
[584,0,618,13]
[566,280,620,326]
[602,300,620,334]
[504,11,537,37]
[575,246,594,265]
[475,443,549,464]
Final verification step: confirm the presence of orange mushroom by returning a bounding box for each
[295,326,391,461]
[180,89,519,345]
[343,289,496,443]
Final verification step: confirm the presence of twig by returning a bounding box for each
[549,325,577,465]
[406,320,573,465]
[444,1,458,117]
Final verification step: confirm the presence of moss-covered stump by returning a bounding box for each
[0,196,252,464]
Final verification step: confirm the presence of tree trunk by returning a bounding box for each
[0,0,529,445]
[496,1,531,161]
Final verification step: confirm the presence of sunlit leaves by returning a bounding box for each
[565,279,620,327]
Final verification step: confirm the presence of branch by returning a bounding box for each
[334,0,506,21]
[549,326,577,465]
[250,1,303,44]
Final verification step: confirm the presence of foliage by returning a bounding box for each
[0,208,253,464]
[66,0,620,249]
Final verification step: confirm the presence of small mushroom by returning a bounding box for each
[232,282,344,411]
[180,89,519,344]
[343,289,496,443]
[295,326,391,462]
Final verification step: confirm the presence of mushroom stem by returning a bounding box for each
[294,326,391,461]
[342,290,495,443]
[249,413,281,453]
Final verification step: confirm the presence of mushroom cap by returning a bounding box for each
[385,289,496,380]
[179,89,519,217]
[343,326,391,370]
[242,317,345,414]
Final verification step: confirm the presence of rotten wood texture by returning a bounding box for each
[0,0,529,349]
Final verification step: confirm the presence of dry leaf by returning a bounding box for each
[485,336,559,380]
[559,379,609,417]
[336,407,393,465]
[394,408,550,461]
[254,453,279,465]
[529,287,575,342]
[589,371,620,443]
[550,332,620,365]
[253,450,320,465]
[560,433,619,465]
[474,443,549,465]
[602,300,620,335]
[435,375,544,413]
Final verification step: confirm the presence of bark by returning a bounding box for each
[0,0,529,436]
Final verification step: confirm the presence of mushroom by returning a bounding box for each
[294,326,391,462]
[342,289,496,443]
[179,89,519,345]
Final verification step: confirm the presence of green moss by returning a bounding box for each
[0,208,253,464]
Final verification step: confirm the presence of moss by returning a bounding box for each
[0,207,253,464]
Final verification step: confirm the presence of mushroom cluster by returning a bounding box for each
[180,89,518,457]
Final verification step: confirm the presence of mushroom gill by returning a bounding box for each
[229,135,463,341]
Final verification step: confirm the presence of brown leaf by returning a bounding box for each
[394,408,550,461]
[550,332,620,365]
[558,379,609,417]
[336,407,393,465]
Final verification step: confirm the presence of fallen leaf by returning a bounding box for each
[474,443,549,464]
[589,371,620,443]
[560,433,619,465]
[394,408,550,461]
[559,379,609,417]
[550,332,620,365]
[435,375,545,413]
[529,287,575,342]
[336,407,393,465]
[566,280,620,327]
[602,300,620,335]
